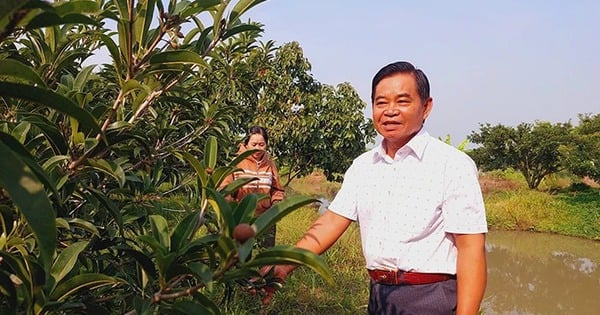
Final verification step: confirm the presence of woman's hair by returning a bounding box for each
[244,126,269,145]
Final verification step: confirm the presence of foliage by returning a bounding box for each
[468,121,572,189]
[560,113,600,183]
[195,39,376,184]
[0,1,334,314]
[440,134,469,152]
[254,42,376,183]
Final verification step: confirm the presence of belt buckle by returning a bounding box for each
[382,269,404,285]
[394,270,405,285]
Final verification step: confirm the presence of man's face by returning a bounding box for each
[372,72,432,149]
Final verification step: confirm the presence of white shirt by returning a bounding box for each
[328,130,487,274]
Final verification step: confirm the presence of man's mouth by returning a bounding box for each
[382,121,401,127]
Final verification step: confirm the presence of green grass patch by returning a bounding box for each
[228,206,369,315]
[483,170,600,240]
[268,207,368,315]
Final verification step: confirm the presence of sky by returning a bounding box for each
[240,0,600,145]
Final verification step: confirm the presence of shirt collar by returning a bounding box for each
[373,129,430,162]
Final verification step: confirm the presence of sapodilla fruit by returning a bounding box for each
[233,223,256,243]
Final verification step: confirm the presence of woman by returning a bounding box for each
[221,126,284,247]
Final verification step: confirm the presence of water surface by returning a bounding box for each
[483,230,600,315]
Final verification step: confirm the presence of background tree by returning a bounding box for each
[201,40,376,183]
[561,113,600,183]
[469,121,572,189]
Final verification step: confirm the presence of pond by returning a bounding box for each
[483,230,600,315]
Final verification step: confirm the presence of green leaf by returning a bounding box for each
[118,246,157,280]
[72,65,96,91]
[228,148,258,167]
[117,247,158,279]
[41,155,70,172]
[204,136,218,169]
[186,262,212,285]
[149,215,170,250]
[0,140,56,270]
[85,187,124,235]
[67,218,100,236]
[237,237,254,263]
[244,246,333,284]
[0,131,62,204]
[210,166,237,188]
[0,251,32,297]
[149,50,208,68]
[178,0,220,19]
[86,159,126,187]
[0,0,28,23]
[253,195,318,237]
[222,23,262,40]
[206,188,235,235]
[218,176,256,197]
[49,274,120,301]
[0,0,33,33]
[170,212,200,253]
[172,300,219,315]
[0,59,46,87]
[233,194,257,224]
[122,79,152,95]
[21,113,69,155]
[214,235,236,260]
[0,82,102,136]
[96,33,122,70]
[0,271,17,311]
[133,0,155,51]
[50,241,89,289]
[54,0,100,15]
[173,150,209,190]
[11,121,29,143]
[178,234,220,257]
[26,12,99,29]
[195,25,214,54]
[228,0,267,25]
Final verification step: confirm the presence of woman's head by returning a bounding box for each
[244,126,268,159]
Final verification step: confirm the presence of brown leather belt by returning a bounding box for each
[368,269,456,285]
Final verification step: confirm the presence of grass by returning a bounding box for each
[226,206,369,315]
[482,169,600,240]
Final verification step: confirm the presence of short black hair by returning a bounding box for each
[245,126,269,145]
[370,61,430,104]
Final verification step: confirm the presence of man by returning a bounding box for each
[263,61,487,314]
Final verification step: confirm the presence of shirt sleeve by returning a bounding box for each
[442,154,488,234]
[328,162,359,221]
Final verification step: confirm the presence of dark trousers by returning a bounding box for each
[368,279,457,315]
[259,224,276,248]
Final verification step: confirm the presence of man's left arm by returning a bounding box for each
[454,233,487,315]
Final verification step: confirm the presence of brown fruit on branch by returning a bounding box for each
[233,223,256,243]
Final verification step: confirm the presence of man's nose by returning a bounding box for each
[383,104,400,115]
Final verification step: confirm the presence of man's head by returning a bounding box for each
[370,61,433,155]
[371,61,430,104]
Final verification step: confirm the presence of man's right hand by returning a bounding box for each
[258,265,294,305]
